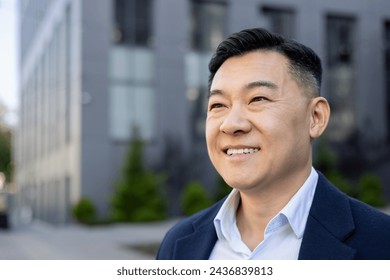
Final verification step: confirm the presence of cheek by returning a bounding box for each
[256,110,291,134]
[283,114,313,153]
[205,119,218,149]
[259,108,311,146]
[273,104,310,130]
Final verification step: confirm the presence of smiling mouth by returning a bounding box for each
[225,148,260,156]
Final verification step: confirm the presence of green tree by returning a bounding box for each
[111,130,167,222]
[182,181,212,216]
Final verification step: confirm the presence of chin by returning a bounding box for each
[223,176,256,190]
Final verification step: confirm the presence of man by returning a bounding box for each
[156,28,390,259]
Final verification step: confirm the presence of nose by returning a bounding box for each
[220,105,251,135]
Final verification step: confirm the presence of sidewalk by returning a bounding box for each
[2,207,389,260]
[0,219,178,260]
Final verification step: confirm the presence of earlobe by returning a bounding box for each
[309,97,330,139]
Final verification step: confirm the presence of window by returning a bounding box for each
[187,1,226,140]
[326,15,356,142]
[190,0,227,52]
[113,0,153,46]
[188,86,208,140]
[65,4,72,143]
[110,1,155,141]
[109,46,155,141]
[261,6,295,38]
[110,84,155,141]
[385,21,390,142]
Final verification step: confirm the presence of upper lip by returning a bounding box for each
[222,145,260,154]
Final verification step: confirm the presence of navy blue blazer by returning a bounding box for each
[156,173,390,260]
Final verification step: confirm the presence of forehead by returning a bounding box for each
[210,51,291,90]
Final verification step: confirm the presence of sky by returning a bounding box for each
[0,0,18,126]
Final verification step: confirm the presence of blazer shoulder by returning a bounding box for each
[302,172,390,259]
[349,196,390,232]
[317,172,390,235]
[345,194,390,259]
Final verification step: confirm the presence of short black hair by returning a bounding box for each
[208,28,322,96]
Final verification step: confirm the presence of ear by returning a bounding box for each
[309,97,330,139]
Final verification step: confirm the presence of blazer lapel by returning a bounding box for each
[299,173,356,259]
[173,222,218,259]
[299,215,356,259]
[172,200,223,260]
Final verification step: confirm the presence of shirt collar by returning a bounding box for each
[272,167,318,238]
[214,188,241,241]
[213,167,319,241]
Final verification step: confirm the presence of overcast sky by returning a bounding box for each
[0,0,18,126]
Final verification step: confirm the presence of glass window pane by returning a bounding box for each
[190,0,227,51]
[385,21,390,142]
[326,15,356,142]
[185,52,212,87]
[109,84,135,140]
[109,46,135,80]
[262,6,295,38]
[134,48,154,82]
[134,86,155,140]
[109,84,155,141]
[113,0,152,46]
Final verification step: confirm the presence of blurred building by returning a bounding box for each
[16,0,390,224]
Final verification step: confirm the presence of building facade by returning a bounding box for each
[15,0,390,224]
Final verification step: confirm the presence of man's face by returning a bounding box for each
[206,51,315,194]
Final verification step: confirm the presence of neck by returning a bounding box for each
[235,167,312,250]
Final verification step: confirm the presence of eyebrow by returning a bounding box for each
[209,89,224,97]
[209,80,278,97]
[245,80,278,91]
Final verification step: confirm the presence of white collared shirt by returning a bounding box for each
[209,168,319,260]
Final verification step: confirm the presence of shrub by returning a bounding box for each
[0,129,12,182]
[182,181,212,216]
[111,129,167,222]
[314,138,338,174]
[314,139,388,208]
[72,198,97,224]
[325,170,356,198]
[111,172,166,222]
[214,175,232,201]
[357,173,387,208]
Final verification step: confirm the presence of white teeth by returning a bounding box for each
[226,148,259,156]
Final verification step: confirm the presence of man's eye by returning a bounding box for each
[209,103,224,110]
[250,96,268,103]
